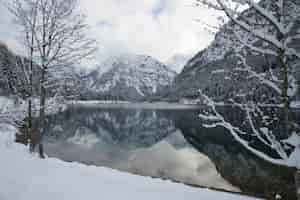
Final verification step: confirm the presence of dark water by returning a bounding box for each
[43,103,299,199]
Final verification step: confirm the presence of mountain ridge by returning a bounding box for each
[79,54,177,101]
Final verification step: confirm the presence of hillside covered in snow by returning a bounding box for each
[162,0,300,103]
[79,54,177,101]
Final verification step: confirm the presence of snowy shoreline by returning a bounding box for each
[0,97,296,200]
[68,100,202,110]
[68,100,300,110]
[0,123,261,200]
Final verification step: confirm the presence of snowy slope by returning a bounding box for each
[0,124,259,200]
[165,0,300,102]
[80,54,177,101]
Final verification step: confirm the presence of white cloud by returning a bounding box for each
[79,0,219,63]
[0,2,23,54]
[0,0,220,69]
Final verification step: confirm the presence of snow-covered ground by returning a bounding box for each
[0,96,66,120]
[0,124,260,200]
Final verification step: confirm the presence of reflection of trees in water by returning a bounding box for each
[215,106,299,160]
[173,109,298,200]
[44,106,299,199]
[45,107,176,149]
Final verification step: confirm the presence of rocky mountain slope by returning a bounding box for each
[0,42,177,102]
[163,1,300,103]
[79,54,177,101]
[0,42,32,97]
[0,42,78,99]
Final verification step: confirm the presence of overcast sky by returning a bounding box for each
[0,0,219,68]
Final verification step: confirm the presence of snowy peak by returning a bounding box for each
[80,54,177,101]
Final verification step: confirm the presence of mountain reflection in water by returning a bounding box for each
[44,104,298,199]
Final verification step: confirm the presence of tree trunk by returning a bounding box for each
[38,142,45,159]
[278,50,291,138]
[28,98,33,152]
[296,170,300,200]
[37,8,47,159]
[28,29,34,153]
[278,50,299,200]
[38,67,46,159]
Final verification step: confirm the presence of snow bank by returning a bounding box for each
[0,96,66,122]
[0,124,259,200]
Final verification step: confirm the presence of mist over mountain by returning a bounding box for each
[166,54,190,73]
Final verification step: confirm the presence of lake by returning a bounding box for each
[43,103,299,199]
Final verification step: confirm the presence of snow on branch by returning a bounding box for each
[247,0,286,35]
[214,0,283,49]
[196,0,300,170]
[198,89,298,167]
[197,0,300,59]
[231,28,278,56]
[234,52,282,95]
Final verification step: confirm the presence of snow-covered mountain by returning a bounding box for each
[163,1,300,103]
[0,42,27,96]
[0,42,45,98]
[80,54,177,101]
[0,42,80,99]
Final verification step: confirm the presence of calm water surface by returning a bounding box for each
[43,103,299,199]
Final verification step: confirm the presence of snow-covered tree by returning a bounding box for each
[7,0,97,158]
[196,0,300,198]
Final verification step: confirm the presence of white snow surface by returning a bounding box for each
[0,124,259,200]
[0,96,66,121]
